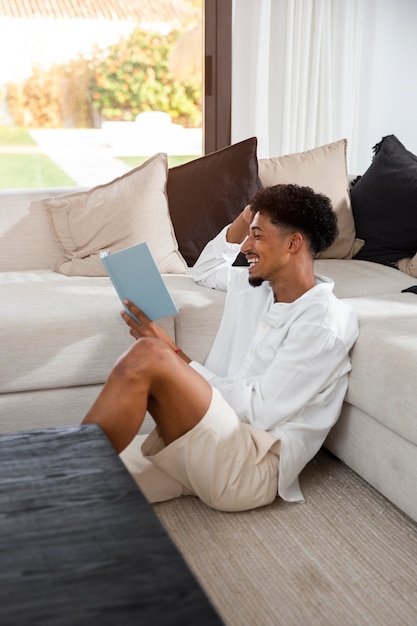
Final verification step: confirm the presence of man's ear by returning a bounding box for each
[288,232,303,252]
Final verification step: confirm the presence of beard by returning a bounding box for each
[248,276,264,287]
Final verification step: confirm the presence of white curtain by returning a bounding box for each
[231,0,370,171]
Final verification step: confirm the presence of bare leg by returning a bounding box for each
[82,337,213,453]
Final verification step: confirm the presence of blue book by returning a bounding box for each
[101,243,178,322]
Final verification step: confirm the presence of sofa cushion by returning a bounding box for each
[397,252,417,277]
[314,259,417,299]
[167,137,262,266]
[352,135,417,266]
[344,292,417,447]
[258,139,362,260]
[0,270,174,394]
[36,153,187,276]
[164,275,226,364]
[0,271,224,395]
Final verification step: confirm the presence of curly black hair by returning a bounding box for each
[250,184,338,256]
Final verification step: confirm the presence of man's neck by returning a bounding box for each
[271,266,316,303]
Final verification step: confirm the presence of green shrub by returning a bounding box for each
[7,57,94,129]
[90,28,201,127]
[6,26,201,129]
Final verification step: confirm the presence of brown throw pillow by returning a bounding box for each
[167,137,262,266]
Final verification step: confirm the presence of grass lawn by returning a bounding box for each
[0,127,76,189]
[119,155,198,168]
[0,127,199,189]
[0,126,38,147]
[1,154,78,189]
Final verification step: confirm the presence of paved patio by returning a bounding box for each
[30,123,202,187]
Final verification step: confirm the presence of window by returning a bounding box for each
[0,0,232,188]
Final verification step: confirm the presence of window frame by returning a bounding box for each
[203,0,232,154]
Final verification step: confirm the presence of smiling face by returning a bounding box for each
[240,212,299,287]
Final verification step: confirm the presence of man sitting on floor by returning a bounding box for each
[82,184,359,511]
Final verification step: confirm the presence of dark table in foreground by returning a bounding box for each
[0,424,223,625]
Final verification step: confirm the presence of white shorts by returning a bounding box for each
[120,387,280,512]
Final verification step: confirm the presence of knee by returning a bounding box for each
[113,337,171,380]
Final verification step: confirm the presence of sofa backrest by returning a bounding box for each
[0,188,85,271]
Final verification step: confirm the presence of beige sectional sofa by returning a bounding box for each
[1,135,417,523]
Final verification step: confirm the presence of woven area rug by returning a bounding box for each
[154,449,417,626]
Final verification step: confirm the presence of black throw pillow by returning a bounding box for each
[351,135,417,266]
[167,137,262,266]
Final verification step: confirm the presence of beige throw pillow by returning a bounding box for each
[397,253,417,277]
[258,139,363,259]
[37,153,187,276]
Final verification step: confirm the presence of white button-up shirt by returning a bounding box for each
[190,226,359,502]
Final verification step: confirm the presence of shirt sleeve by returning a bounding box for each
[190,225,243,291]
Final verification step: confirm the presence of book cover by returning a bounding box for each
[101,243,178,322]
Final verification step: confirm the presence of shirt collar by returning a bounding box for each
[267,274,334,305]
[263,275,335,325]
